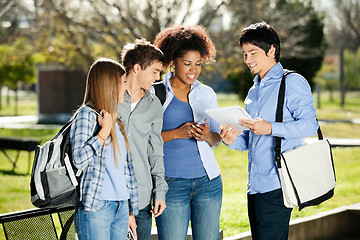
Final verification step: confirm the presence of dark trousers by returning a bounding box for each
[135,204,152,240]
[248,188,292,240]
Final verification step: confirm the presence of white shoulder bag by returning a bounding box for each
[274,71,336,210]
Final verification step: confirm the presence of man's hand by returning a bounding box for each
[151,200,166,217]
[219,125,239,146]
[128,213,137,239]
[240,118,272,135]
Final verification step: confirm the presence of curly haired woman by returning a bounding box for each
[153,26,222,240]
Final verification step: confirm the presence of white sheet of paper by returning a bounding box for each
[205,106,252,131]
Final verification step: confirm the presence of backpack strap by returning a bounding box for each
[70,105,100,177]
[153,82,166,105]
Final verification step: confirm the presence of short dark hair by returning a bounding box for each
[153,25,216,67]
[239,22,281,62]
[121,38,164,73]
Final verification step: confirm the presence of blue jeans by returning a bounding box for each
[156,175,223,240]
[135,204,152,240]
[74,200,129,240]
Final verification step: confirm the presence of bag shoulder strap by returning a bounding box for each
[274,70,323,167]
[274,70,296,167]
[153,82,166,105]
[68,105,99,175]
[275,70,296,123]
[55,105,99,138]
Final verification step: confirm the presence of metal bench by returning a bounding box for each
[0,136,40,173]
[0,206,224,240]
[0,206,75,240]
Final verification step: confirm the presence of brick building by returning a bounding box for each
[37,65,87,124]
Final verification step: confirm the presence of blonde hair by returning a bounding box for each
[82,57,129,166]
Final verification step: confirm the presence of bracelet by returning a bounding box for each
[97,133,106,141]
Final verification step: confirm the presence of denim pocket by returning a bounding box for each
[89,200,109,213]
[165,177,175,185]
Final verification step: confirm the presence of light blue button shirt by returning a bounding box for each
[228,63,318,194]
[160,72,221,180]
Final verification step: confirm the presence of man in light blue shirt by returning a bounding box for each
[220,22,318,240]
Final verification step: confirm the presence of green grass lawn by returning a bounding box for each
[0,91,37,116]
[0,91,360,238]
[218,146,360,236]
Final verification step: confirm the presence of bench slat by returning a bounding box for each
[0,137,40,151]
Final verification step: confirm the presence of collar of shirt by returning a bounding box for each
[253,62,284,85]
[121,89,154,116]
[124,89,154,103]
[162,72,201,110]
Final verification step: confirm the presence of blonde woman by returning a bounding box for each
[70,58,138,240]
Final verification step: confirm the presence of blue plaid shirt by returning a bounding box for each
[70,106,139,215]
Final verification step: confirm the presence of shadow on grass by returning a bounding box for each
[0,169,28,176]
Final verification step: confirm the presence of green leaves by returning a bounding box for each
[0,37,36,88]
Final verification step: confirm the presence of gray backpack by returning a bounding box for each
[30,106,98,208]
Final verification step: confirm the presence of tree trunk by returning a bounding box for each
[339,47,345,108]
[14,87,18,116]
[0,85,2,110]
[316,83,321,109]
[6,87,10,106]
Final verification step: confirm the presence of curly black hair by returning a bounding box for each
[153,25,216,67]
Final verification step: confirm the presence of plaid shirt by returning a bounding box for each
[70,106,139,215]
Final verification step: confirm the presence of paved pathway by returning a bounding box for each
[0,115,61,129]
[223,202,360,240]
[305,137,360,147]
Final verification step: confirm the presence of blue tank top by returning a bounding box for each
[162,95,206,178]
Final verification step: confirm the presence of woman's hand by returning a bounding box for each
[128,214,137,239]
[177,122,197,139]
[162,122,215,143]
[191,122,210,141]
[220,125,239,146]
[97,109,112,144]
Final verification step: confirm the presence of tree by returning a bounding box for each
[31,0,229,68]
[326,0,360,107]
[327,0,360,52]
[344,48,360,90]
[2,0,325,103]
[0,38,37,114]
[220,0,326,99]
[0,0,38,111]
[0,0,33,44]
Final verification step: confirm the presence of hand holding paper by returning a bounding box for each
[240,118,272,135]
[205,106,252,132]
[219,124,239,145]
